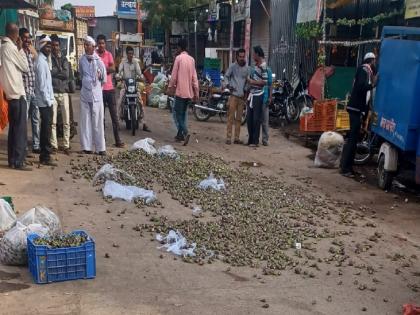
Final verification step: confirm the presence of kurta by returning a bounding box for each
[79,53,107,152]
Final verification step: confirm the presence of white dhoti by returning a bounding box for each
[80,99,105,152]
[79,53,107,153]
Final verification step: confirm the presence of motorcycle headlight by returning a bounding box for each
[127,86,135,93]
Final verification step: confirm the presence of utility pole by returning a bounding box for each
[229,1,234,65]
[137,0,142,34]
[194,0,198,61]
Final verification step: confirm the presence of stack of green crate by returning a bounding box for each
[204,58,221,70]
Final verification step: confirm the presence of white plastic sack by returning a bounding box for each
[198,173,226,191]
[0,222,48,265]
[314,131,344,168]
[156,230,196,257]
[18,206,62,235]
[158,145,179,159]
[92,163,134,186]
[130,138,157,155]
[103,180,156,204]
[0,199,17,233]
[158,95,168,109]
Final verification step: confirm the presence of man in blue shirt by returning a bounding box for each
[246,46,268,147]
[34,36,57,166]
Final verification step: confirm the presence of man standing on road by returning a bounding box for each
[34,36,57,166]
[261,65,273,146]
[50,34,71,155]
[246,46,268,147]
[168,39,199,146]
[97,34,125,148]
[20,27,40,154]
[118,46,151,132]
[340,52,377,177]
[79,36,107,155]
[0,23,30,171]
[224,48,248,145]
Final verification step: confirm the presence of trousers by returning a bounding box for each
[103,90,122,145]
[27,93,40,150]
[7,97,27,167]
[51,93,70,149]
[39,106,53,163]
[247,94,263,145]
[261,103,269,143]
[226,95,245,140]
[174,97,190,136]
[340,110,362,173]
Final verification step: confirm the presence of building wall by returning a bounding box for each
[270,0,317,81]
[92,16,118,51]
[250,0,270,63]
[0,10,18,36]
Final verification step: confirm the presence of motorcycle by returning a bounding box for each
[269,69,299,124]
[269,67,313,124]
[121,78,141,136]
[193,76,247,125]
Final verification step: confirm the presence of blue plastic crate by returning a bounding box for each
[27,230,96,284]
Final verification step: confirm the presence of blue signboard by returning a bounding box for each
[117,0,137,17]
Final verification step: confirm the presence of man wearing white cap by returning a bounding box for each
[340,52,377,177]
[79,36,107,155]
[34,35,57,166]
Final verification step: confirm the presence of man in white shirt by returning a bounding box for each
[35,36,57,166]
[0,23,30,170]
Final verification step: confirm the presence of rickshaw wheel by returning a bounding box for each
[377,154,394,190]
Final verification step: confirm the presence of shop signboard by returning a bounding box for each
[405,0,420,19]
[117,0,137,18]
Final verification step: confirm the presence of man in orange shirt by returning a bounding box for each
[168,39,199,146]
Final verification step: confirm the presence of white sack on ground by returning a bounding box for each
[158,145,179,159]
[0,222,48,265]
[314,131,344,168]
[18,206,62,235]
[103,180,156,204]
[130,138,157,155]
[0,199,17,233]
[156,230,196,257]
[92,163,134,186]
[198,173,226,191]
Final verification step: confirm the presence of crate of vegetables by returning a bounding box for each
[27,230,96,284]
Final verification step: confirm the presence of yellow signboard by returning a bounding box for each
[405,0,420,19]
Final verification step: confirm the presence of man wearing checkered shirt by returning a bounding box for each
[20,27,40,154]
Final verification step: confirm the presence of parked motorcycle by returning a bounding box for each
[269,69,299,123]
[193,76,247,125]
[269,67,312,124]
[121,78,141,136]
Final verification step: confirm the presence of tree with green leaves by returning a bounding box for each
[61,3,74,12]
[143,0,208,58]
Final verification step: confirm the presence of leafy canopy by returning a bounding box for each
[143,0,209,29]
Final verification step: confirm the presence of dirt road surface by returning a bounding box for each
[0,93,419,315]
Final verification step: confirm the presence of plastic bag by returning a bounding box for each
[156,230,196,257]
[0,222,48,265]
[158,145,179,159]
[18,206,62,235]
[314,131,344,168]
[103,180,156,204]
[0,199,17,233]
[92,163,134,186]
[198,173,226,191]
[158,95,168,109]
[130,138,157,155]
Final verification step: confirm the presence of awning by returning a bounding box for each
[0,0,37,9]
